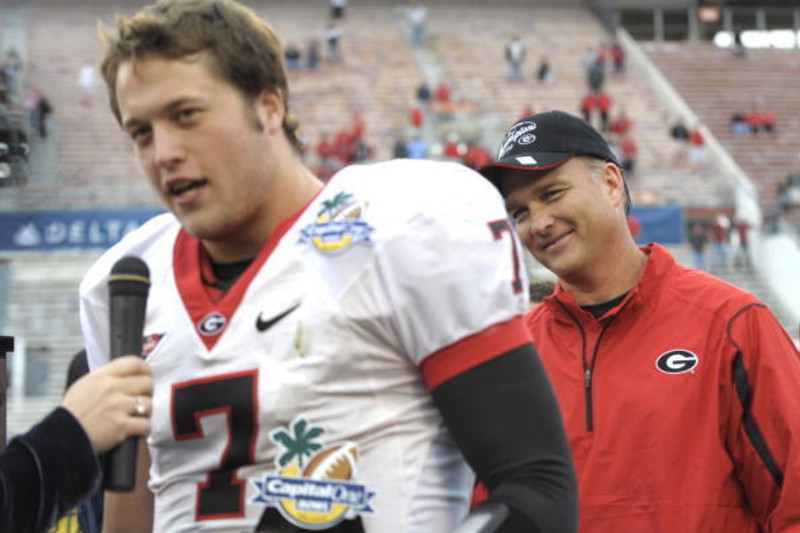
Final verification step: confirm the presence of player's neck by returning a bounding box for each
[203,164,324,263]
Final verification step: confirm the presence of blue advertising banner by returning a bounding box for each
[0,209,164,251]
[630,206,685,245]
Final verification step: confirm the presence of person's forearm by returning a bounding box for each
[433,345,577,532]
[0,407,101,533]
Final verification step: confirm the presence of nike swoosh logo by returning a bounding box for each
[256,303,301,332]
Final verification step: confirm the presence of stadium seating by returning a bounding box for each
[644,42,800,228]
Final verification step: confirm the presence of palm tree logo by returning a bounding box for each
[270,418,324,469]
[318,191,354,220]
[298,189,373,254]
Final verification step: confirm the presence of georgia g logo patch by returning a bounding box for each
[655,349,699,374]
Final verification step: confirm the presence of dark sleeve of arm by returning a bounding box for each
[0,406,101,533]
[432,344,577,533]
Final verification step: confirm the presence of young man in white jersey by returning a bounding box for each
[79,1,576,532]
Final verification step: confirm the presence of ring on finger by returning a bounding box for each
[133,395,147,417]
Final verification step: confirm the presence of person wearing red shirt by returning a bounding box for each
[480,110,800,533]
[580,93,595,124]
[594,91,611,132]
[619,134,637,175]
[435,81,451,104]
[610,109,631,136]
[410,105,424,128]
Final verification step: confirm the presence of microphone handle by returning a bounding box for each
[103,294,147,492]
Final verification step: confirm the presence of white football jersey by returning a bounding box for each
[80,159,530,532]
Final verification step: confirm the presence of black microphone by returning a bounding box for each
[104,256,150,492]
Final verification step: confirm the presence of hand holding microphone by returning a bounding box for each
[103,256,151,492]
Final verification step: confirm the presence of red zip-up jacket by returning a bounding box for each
[527,244,800,532]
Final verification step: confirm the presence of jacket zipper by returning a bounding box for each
[584,366,594,432]
[556,300,619,433]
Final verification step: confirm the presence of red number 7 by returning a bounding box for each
[488,219,524,294]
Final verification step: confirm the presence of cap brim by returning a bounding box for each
[478,153,574,187]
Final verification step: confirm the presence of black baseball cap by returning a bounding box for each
[479,110,621,187]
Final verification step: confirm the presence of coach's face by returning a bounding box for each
[497,158,625,284]
[115,52,286,261]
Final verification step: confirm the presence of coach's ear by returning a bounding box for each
[599,162,626,211]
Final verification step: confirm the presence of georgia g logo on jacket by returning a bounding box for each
[655,349,699,374]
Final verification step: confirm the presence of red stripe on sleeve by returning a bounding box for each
[420,317,532,390]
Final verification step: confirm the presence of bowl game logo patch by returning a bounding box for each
[250,417,375,529]
[298,191,373,254]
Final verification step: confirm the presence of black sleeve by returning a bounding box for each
[432,344,577,533]
[0,407,101,533]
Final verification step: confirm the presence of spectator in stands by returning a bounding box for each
[594,91,611,132]
[392,137,409,158]
[24,87,40,133]
[324,21,342,61]
[670,117,689,142]
[586,55,604,93]
[416,81,431,108]
[731,112,750,136]
[435,81,451,104]
[315,132,335,169]
[778,181,792,215]
[0,76,9,105]
[746,108,776,136]
[610,39,625,74]
[306,39,320,70]
[732,24,746,58]
[537,54,554,84]
[733,217,752,272]
[442,131,463,160]
[619,134,638,176]
[688,125,708,168]
[520,104,534,118]
[709,213,731,272]
[284,42,302,70]
[760,110,776,135]
[580,93,594,124]
[610,107,631,137]
[407,0,428,49]
[78,60,96,105]
[785,173,800,209]
[505,35,526,83]
[409,105,424,129]
[1,49,22,96]
[36,93,53,138]
[688,219,709,271]
[581,46,597,73]
[461,143,491,170]
[406,134,430,159]
[349,111,366,141]
[329,0,346,20]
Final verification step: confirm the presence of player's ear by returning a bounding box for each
[255,88,284,134]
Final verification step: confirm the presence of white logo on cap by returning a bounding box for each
[498,121,537,159]
[515,156,538,165]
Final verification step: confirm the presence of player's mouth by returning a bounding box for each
[167,179,206,196]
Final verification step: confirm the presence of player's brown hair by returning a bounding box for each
[98,0,301,151]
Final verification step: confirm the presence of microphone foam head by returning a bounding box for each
[109,256,150,298]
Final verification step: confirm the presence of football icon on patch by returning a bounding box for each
[250,417,375,530]
[303,443,358,481]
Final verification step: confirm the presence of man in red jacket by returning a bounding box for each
[479,109,800,532]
